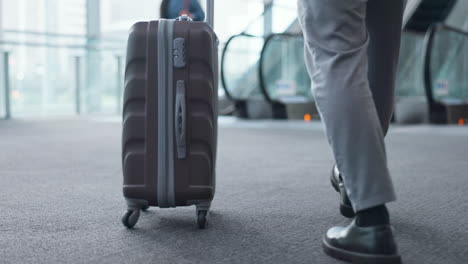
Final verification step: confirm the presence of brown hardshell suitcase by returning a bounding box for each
[121,0,217,229]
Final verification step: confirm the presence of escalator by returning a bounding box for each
[221,33,266,118]
[422,24,468,124]
[394,0,464,124]
[258,33,319,120]
[222,0,468,123]
[222,26,317,120]
[220,3,302,119]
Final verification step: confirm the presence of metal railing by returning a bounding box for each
[1,30,126,119]
[2,51,11,119]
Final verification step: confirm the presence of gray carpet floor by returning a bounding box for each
[0,118,467,264]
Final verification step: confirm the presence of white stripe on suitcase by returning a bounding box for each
[157,19,176,208]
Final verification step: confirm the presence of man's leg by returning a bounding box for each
[298,0,403,262]
[329,0,406,219]
[298,0,395,213]
[367,0,405,135]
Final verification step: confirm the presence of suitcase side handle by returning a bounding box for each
[175,80,187,159]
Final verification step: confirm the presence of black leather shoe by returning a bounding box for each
[330,166,355,218]
[323,220,402,264]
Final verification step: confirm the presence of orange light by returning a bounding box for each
[459,118,465,126]
[12,90,20,100]
[304,114,312,122]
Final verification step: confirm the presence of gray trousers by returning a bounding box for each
[298,0,405,212]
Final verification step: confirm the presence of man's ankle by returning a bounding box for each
[355,204,390,227]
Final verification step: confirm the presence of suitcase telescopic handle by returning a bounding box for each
[205,0,214,28]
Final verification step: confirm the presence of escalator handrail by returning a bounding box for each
[439,0,459,28]
[423,23,468,108]
[258,32,304,104]
[403,0,424,27]
[220,32,264,101]
[405,0,458,33]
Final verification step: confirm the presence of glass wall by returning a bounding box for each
[99,0,269,44]
[1,0,286,118]
[395,31,426,98]
[446,0,468,32]
[0,0,92,117]
[271,1,297,33]
[261,35,311,101]
[430,27,468,103]
[100,0,162,40]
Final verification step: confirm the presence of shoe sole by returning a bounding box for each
[330,175,355,218]
[322,238,402,264]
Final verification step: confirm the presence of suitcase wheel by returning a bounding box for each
[197,210,208,229]
[122,210,140,228]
